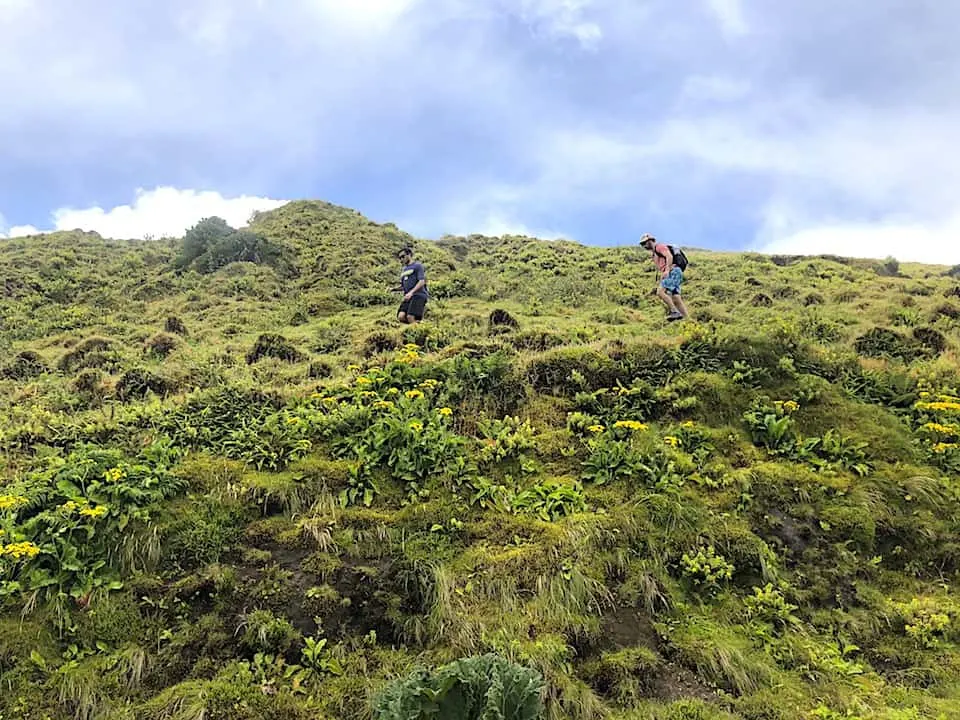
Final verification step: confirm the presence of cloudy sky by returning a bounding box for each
[1,0,958,262]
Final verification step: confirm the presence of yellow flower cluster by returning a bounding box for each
[409,421,424,432]
[774,400,800,414]
[286,417,301,425]
[419,379,440,390]
[358,390,378,399]
[0,541,41,560]
[405,389,425,400]
[347,364,362,372]
[437,407,453,416]
[932,443,959,454]
[356,376,372,385]
[395,344,421,365]
[0,494,28,512]
[922,422,959,436]
[613,420,647,431]
[79,505,108,518]
[681,421,696,428]
[587,425,605,434]
[916,401,960,413]
[664,436,680,447]
[386,387,400,397]
[373,400,396,410]
[104,467,126,483]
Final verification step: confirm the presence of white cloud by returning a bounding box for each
[7,225,41,238]
[756,215,960,265]
[16,187,288,239]
[704,0,749,38]
[517,0,603,47]
[680,75,751,103]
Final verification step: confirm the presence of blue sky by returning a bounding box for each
[1,0,959,262]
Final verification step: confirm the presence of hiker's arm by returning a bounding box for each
[403,267,426,300]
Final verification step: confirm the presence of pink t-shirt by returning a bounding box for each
[652,243,672,274]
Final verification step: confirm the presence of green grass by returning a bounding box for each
[1,200,960,719]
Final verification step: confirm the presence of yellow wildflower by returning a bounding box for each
[664,436,680,447]
[104,467,126,483]
[681,421,696,428]
[404,343,420,351]
[917,401,960,413]
[588,425,605,434]
[405,389,425,400]
[79,505,108,518]
[419,379,440,389]
[323,396,339,405]
[614,420,647,431]
[0,541,41,560]
[437,407,453,416]
[932,442,958,454]
[59,501,79,514]
[386,387,400,396]
[0,495,28,512]
[373,400,395,410]
[347,364,361,372]
[783,400,800,413]
[922,422,958,436]
[358,390,378,399]
[409,421,424,432]
[356,376,372,385]
[286,417,300,425]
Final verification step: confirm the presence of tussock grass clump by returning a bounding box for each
[115,367,172,400]
[57,335,116,372]
[164,315,188,335]
[246,333,304,364]
[1,350,48,379]
[144,331,179,358]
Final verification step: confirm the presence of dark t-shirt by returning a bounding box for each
[400,262,428,299]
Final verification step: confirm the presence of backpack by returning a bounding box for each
[667,245,689,271]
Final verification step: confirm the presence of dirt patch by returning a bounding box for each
[604,606,659,651]
[650,662,718,702]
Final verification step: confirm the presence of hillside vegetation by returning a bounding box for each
[1,200,960,720]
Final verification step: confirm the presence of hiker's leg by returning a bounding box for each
[673,295,689,318]
[657,285,678,313]
[397,311,408,323]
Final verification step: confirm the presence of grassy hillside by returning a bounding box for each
[1,200,960,720]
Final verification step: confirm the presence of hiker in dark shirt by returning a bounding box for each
[395,247,428,324]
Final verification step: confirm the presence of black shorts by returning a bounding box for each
[398,296,427,320]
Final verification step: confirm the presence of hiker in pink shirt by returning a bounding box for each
[640,234,689,322]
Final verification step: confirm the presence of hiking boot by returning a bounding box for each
[667,311,684,322]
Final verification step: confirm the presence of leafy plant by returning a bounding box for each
[680,545,734,595]
[372,653,544,720]
[511,479,586,521]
